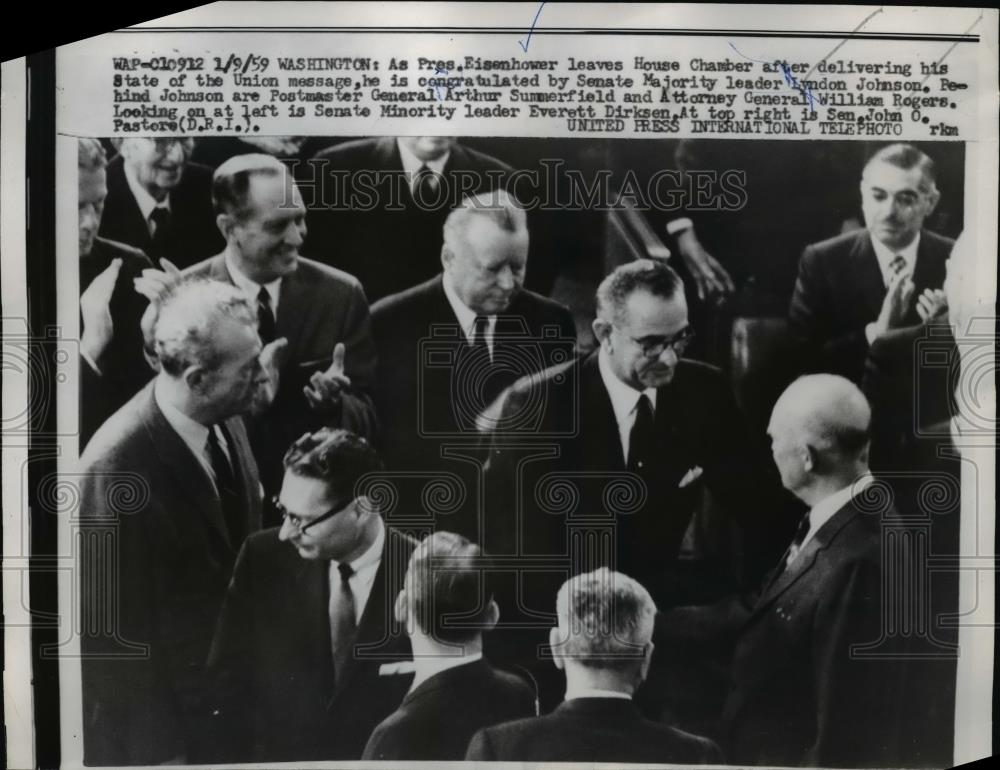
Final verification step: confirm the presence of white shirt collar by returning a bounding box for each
[869,231,921,287]
[408,651,484,694]
[800,474,874,553]
[224,246,283,316]
[442,271,498,348]
[598,347,657,461]
[153,376,212,475]
[565,686,632,701]
[396,138,450,178]
[330,517,385,625]
[123,160,170,228]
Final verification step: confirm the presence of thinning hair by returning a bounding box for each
[863,143,938,195]
[406,531,495,644]
[555,567,655,672]
[282,427,382,503]
[595,258,683,325]
[152,277,256,377]
[212,153,288,220]
[442,188,527,254]
[78,138,107,173]
[777,374,872,463]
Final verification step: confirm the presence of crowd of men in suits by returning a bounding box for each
[77,136,962,766]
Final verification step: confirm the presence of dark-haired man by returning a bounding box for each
[208,428,416,762]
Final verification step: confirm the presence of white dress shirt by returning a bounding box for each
[598,348,658,462]
[870,231,921,287]
[123,161,170,236]
[442,271,497,359]
[789,474,874,567]
[565,685,632,701]
[330,516,385,625]
[396,138,450,194]
[225,247,283,317]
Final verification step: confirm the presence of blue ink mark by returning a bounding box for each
[728,41,825,110]
[433,65,448,100]
[518,1,546,52]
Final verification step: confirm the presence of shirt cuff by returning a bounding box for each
[666,217,695,236]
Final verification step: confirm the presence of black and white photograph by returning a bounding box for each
[1,4,997,769]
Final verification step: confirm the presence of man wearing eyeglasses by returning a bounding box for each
[480,259,795,710]
[99,136,224,267]
[207,428,416,762]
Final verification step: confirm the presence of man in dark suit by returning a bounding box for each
[466,567,722,763]
[78,137,155,447]
[363,531,536,760]
[789,143,954,387]
[371,190,575,534]
[98,137,224,268]
[304,136,513,301]
[79,277,269,765]
[722,374,932,767]
[207,428,416,762]
[480,259,796,709]
[186,154,378,504]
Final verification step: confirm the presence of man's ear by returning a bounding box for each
[483,598,500,633]
[548,626,566,671]
[216,212,237,241]
[802,444,817,473]
[924,187,941,218]
[592,318,612,347]
[440,244,453,271]
[393,588,408,628]
[182,364,207,393]
[639,640,655,682]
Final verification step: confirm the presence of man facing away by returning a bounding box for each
[466,567,723,763]
[363,530,537,761]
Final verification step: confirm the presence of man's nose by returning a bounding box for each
[80,205,100,232]
[161,140,187,165]
[496,266,515,291]
[658,345,680,366]
[278,517,294,542]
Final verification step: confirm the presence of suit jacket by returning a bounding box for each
[722,495,914,767]
[789,228,954,384]
[370,276,576,534]
[207,525,417,762]
[305,137,514,302]
[80,236,155,447]
[362,658,536,761]
[186,254,378,502]
[98,155,224,268]
[466,697,723,763]
[78,381,262,766]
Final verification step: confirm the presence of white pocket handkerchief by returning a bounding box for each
[678,466,704,488]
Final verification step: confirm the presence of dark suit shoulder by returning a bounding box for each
[371,276,440,320]
[802,229,869,261]
[79,388,153,470]
[294,256,364,293]
[454,143,514,174]
[311,136,385,163]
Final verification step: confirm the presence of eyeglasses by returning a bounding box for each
[273,495,353,535]
[618,325,695,359]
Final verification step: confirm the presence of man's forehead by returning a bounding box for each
[280,472,337,510]
[247,172,303,213]
[620,290,687,330]
[862,161,926,193]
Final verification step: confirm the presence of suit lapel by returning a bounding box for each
[750,499,860,619]
[295,558,337,697]
[138,383,233,549]
[580,353,627,468]
[275,265,313,366]
[109,159,153,252]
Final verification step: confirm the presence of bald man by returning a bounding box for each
[721,375,916,767]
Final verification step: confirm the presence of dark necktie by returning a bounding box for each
[148,206,171,262]
[256,286,276,344]
[412,164,440,207]
[329,561,357,681]
[206,424,244,547]
[889,254,907,279]
[627,394,656,472]
[472,315,490,360]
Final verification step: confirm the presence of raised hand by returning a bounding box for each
[80,258,121,366]
[304,341,351,412]
[133,257,182,302]
[676,228,736,304]
[915,288,948,323]
[251,337,289,415]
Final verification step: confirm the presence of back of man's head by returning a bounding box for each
[595,258,684,325]
[553,567,656,682]
[442,188,527,255]
[152,276,256,378]
[403,531,496,646]
[772,374,872,474]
